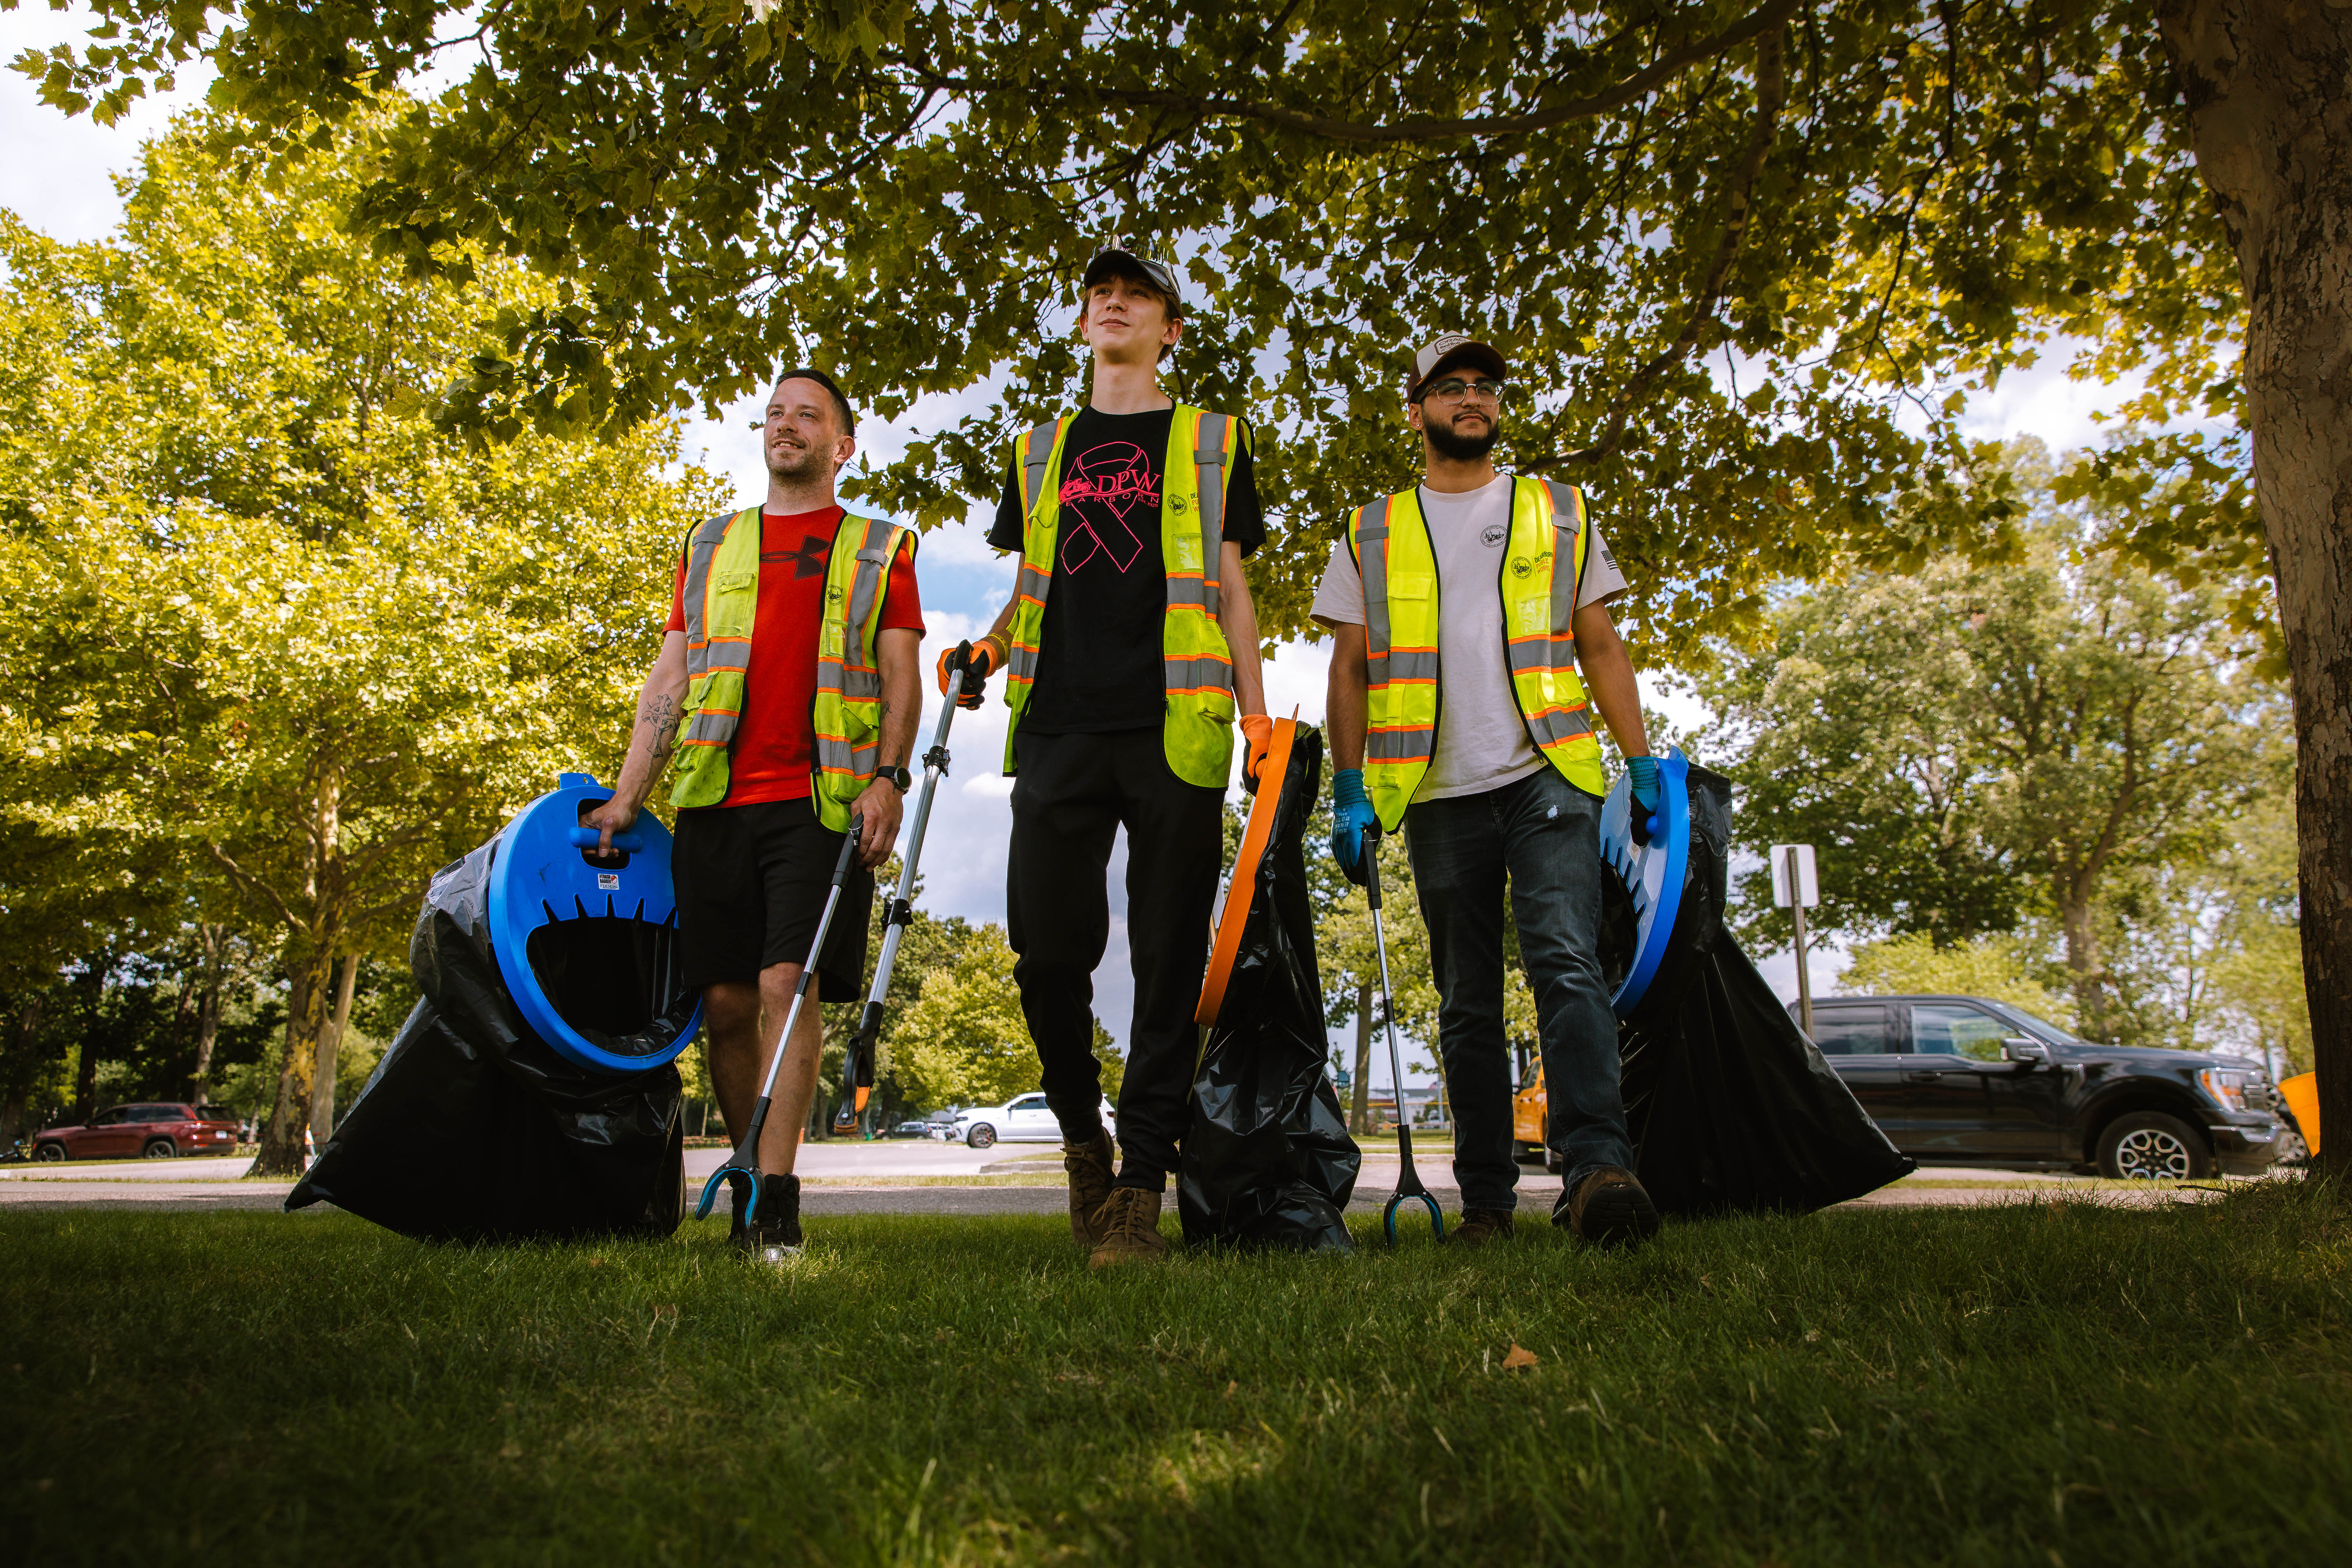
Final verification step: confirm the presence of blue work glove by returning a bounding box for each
[1331,768,1377,887]
[1627,755,1661,844]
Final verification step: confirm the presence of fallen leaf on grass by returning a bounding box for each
[1501,1344,1539,1371]
[499,1443,522,1459]
[1224,1380,1237,1399]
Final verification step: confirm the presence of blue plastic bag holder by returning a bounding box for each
[1598,748,1691,1018]
[485,773,701,1074]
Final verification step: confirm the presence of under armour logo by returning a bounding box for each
[760,534,831,580]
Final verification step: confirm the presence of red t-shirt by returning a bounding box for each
[667,506,925,807]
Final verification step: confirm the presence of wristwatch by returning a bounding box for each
[879,764,912,793]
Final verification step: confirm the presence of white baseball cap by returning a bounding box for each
[1405,334,1508,400]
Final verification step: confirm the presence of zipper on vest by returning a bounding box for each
[1496,477,1544,755]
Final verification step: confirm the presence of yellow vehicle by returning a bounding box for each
[1511,1056,1559,1172]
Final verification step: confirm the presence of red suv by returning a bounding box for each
[31,1103,242,1161]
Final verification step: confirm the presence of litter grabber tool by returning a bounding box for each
[694,812,863,1234]
[1362,823,1444,1245]
[833,642,975,1132]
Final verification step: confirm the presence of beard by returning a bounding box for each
[766,438,829,482]
[1424,413,1499,461]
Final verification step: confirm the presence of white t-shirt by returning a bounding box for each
[1309,476,1628,802]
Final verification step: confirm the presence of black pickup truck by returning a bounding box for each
[1791,993,2286,1179]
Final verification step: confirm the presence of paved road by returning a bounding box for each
[0,1140,2234,1216]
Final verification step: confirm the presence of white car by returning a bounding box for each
[951,1094,1115,1150]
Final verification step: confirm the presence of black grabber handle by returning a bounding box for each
[1363,822,1444,1245]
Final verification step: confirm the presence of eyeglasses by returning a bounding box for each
[1424,377,1506,404]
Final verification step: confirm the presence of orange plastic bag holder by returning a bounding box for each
[1195,718,1299,1027]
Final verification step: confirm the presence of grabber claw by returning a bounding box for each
[696,1164,759,1234]
[1384,1188,1446,1246]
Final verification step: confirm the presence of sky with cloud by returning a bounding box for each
[2,6,2146,1087]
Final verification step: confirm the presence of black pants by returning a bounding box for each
[1007,726,1225,1187]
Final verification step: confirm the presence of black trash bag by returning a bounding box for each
[1605,762,1913,1215]
[1179,724,1360,1251]
[287,836,685,1241]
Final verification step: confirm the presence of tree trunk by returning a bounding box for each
[307,951,360,1140]
[1350,981,1373,1136]
[163,969,196,1088]
[255,958,330,1177]
[2060,893,2108,1042]
[189,923,227,1105]
[2162,3,2352,1174]
[0,997,37,1147]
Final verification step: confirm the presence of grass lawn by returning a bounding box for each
[4,1182,2346,1565]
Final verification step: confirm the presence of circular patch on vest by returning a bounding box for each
[1481,523,1506,546]
[1510,555,1535,578]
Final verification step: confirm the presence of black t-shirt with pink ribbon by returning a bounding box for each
[988,405,1263,735]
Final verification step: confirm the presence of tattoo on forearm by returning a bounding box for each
[638,692,679,764]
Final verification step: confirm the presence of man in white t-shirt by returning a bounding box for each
[1314,334,1664,1247]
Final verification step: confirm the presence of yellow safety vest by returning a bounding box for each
[1346,477,1606,829]
[1001,406,1244,789]
[671,507,913,829]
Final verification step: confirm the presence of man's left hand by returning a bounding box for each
[850,778,904,868]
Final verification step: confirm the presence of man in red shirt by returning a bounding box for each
[586,369,924,1255]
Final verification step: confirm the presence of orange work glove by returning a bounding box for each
[1239,713,1276,785]
[938,637,1003,709]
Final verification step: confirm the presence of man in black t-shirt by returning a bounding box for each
[950,242,1273,1267]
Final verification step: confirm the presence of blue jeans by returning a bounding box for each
[1403,766,1633,1210]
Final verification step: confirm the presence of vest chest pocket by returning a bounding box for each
[1393,574,1435,601]
[716,568,756,593]
[1173,536,1203,571]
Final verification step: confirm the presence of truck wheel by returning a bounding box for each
[142,1138,176,1160]
[2097,1112,2211,1181]
[966,1124,996,1150]
[1544,1148,1562,1175]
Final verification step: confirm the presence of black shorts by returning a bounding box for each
[672,797,874,1000]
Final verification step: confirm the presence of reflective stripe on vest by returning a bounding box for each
[1001,405,1242,789]
[671,507,912,830]
[1349,477,1605,830]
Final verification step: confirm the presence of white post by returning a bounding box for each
[1788,846,1815,1038]
[1771,843,1821,1037]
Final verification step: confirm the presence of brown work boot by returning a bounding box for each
[1086,1185,1170,1268]
[1063,1128,1117,1248]
[1555,1166,1661,1247]
[1446,1208,1516,1247]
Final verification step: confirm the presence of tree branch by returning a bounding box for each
[206,842,308,936]
[1526,19,1791,470]
[918,0,1802,146]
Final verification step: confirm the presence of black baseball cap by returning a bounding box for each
[1081,240,1185,318]
[1405,334,1509,401]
